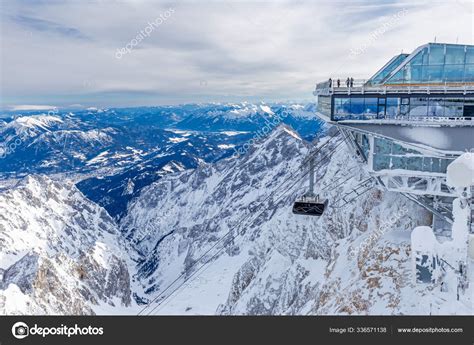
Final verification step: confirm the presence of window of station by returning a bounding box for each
[377,98,386,118]
[406,157,420,171]
[364,98,378,116]
[421,157,453,173]
[434,97,463,117]
[373,152,391,170]
[422,65,443,83]
[427,97,444,117]
[350,98,365,115]
[400,97,410,116]
[409,97,428,116]
[444,64,464,81]
[466,47,474,63]
[465,64,474,81]
[445,45,465,64]
[332,97,373,120]
[333,97,350,116]
[333,95,471,120]
[317,95,332,117]
[464,97,474,117]
[428,45,444,64]
[385,98,400,117]
[384,44,474,84]
[372,138,453,173]
[368,54,409,85]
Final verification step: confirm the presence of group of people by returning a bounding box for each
[328,77,354,88]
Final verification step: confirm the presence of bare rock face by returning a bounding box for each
[0,253,39,294]
[0,175,132,315]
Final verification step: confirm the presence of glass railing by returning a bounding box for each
[315,79,474,95]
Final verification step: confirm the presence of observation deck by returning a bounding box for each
[313,43,474,226]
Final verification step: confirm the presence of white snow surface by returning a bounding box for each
[2,115,63,137]
[122,125,467,315]
[446,152,474,189]
[1,124,472,315]
[9,105,57,111]
[0,176,133,314]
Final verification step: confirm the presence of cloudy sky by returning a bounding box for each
[0,0,472,108]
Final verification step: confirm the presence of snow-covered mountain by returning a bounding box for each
[0,103,323,218]
[0,113,471,315]
[121,125,470,315]
[0,175,131,314]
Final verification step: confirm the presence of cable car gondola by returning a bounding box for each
[292,157,328,216]
[292,195,328,216]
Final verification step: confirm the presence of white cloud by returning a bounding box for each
[9,105,57,111]
[1,0,472,107]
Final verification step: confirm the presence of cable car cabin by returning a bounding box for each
[293,156,327,216]
[292,196,328,216]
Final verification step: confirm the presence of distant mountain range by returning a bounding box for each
[1,103,469,315]
[2,122,461,315]
[0,103,324,218]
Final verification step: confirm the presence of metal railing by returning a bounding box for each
[315,79,474,96]
[390,116,473,123]
[316,78,367,90]
[333,114,474,124]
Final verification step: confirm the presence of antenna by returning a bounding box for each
[434,36,437,43]
[456,36,459,44]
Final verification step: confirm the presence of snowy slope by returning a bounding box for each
[121,125,468,315]
[0,176,132,314]
[1,114,63,137]
[1,123,471,315]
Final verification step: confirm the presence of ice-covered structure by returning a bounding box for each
[314,42,474,233]
[446,152,474,189]
[410,152,473,302]
[315,44,474,303]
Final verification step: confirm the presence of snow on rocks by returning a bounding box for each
[124,125,439,315]
[0,175,133,314]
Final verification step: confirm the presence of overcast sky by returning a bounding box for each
[0,0,472,108]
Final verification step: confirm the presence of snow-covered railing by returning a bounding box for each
[391,116,473,123]
[336,116,474,125]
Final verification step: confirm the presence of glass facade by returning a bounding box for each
[332,95,473,120]
[367,54,409,85]
[317,95,332,117]
[382,44,474,85]
[333,96,378,119]
[464,97,474,117]
[372,138,454,173]
[386,97,400,117]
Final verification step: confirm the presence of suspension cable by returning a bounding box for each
[139,137,347,315]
